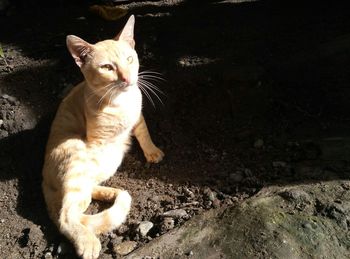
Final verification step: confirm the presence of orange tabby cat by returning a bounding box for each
[42,15,164,259]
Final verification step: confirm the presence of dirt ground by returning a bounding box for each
[1,1,350,258]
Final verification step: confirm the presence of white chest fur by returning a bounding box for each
[85,84,142,144]
[110,85,142,126]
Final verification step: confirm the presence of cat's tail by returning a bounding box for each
[80,186,132,234]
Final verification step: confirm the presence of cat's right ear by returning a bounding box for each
[66,35,93,67]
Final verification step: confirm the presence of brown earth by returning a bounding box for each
[1,1,350,258]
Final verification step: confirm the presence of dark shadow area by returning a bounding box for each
[1,0,350,258]
[0,113,61,254]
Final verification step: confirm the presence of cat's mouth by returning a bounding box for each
[117,81,132,90]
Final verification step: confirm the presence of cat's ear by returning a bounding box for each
[66,35,93,67]
[115,15,135,48]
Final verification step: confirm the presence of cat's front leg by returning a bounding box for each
[133,114,164,163]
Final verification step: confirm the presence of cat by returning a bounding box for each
[42,15,164,259]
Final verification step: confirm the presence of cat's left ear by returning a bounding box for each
[66,35,93,67]
[115,15,135,48]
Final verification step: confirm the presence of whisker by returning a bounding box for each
[140,82,164,105]
[138,84,155,107]
[138,79,165,95]
[97,85,116,108]
[138,70,166,107]
[85,82,118,102]
[138,81,164,105]
[139,74,166,82]
[138,70,163,75]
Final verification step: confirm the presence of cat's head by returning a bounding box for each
[66,15,139,91]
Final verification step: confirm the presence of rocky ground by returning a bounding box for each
[0,1,350,258]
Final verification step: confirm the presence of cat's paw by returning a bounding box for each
[144,145,164,163]
[75,233,101,259]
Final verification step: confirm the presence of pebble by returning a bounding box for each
[137,221,154,237]
[163,209,188,219]
[1,94,17,104]
[0,119,3,127]
[203,187,217,201]
[117,224,129,234]
[57,242,70,255]
[212,198,221,208]
[183,187,195,199]
[161,217,175,232]
[44,252,53,259]
[114,241,138,255]
[204,200,212,208]
[254,139,264,148]
[0,129,8,138]
[207,191,216,202]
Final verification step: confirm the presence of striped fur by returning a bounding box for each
[42,16,164,259]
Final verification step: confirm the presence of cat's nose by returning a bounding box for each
[118,71,130,85]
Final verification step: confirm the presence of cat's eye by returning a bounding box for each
[127,56,133,64]
[100,64,114,71]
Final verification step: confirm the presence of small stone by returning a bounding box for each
[183,187,195,199]
[204,200,212,208]
[0,119,3,127]
[161,217,175,232]
[163,209,188,219]
[116,224,129,234]
[0,129,8,138]
[1,94,16,104]
[114,241,138,255]
[57,242,70,255]
[44,252,53,259]
[137,221,154,237]
[0,219,4,223]
[6,95,17,104]
[203,187,216,201]
[212,198,221,208]
[207,191,216,202]
[254,139,264,148]
[302,222,312,229]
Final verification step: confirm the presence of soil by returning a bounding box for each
[1,1,350,258]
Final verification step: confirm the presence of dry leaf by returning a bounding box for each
[89,5,127,21]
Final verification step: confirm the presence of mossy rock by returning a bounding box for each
[127,181,350,259]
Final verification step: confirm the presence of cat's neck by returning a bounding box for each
[82,81,142,144]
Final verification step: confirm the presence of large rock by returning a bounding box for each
[127,181,350,258]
